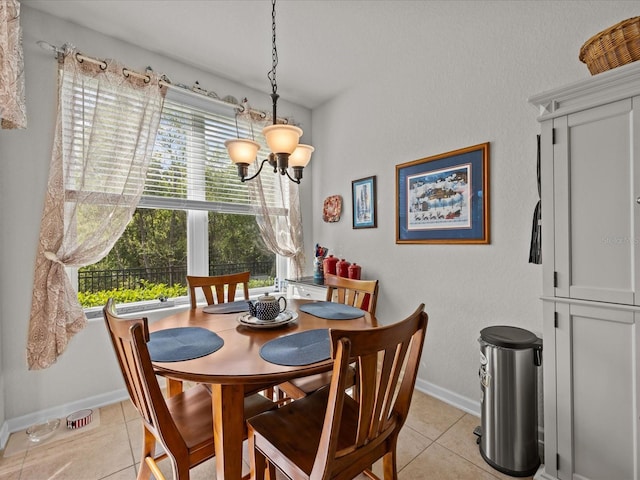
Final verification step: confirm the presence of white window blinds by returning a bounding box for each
[141,90,287,214]
[63,77,157,201]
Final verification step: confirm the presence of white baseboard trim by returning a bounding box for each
[414,378,481,417]
[0,421,9,451]
[0,388,130,450]
[534,465,557,480]
[0,379,533,455]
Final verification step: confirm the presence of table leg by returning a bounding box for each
[211,383,245,480]
[166,378,183,397]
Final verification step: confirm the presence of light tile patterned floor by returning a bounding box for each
[0,391,534,480]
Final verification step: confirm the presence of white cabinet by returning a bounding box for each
[286,277,327,301]
[530,62,640,480]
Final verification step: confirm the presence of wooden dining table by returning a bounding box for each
[150,297,377,480]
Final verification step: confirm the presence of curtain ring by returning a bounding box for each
[123,68,130,78]
[144,75,151,84]
[75,52,83,63]
[99,61,107,71]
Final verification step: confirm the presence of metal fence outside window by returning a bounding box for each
[78,261,275,292]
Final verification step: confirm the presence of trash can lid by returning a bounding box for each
[480,326,540,349]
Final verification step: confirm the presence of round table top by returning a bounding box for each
[150,298,376,385]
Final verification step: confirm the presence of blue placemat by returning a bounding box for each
[260,329,330,366]
[202,300,250,314]
[148,327,224,362]
[299,301,365,320]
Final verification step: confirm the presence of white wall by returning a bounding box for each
[1,0,638,435]
[308,0,640,406]
[0,6,312,430]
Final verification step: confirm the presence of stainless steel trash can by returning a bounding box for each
[477,326,542,477]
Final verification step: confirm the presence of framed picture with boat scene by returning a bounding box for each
[396,143,490,244]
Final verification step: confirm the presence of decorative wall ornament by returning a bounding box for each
[323,195,342,223]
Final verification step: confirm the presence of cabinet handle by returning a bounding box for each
[637,197,640,204]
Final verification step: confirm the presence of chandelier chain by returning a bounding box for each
[224,0,312,185]
[268,0,278,96]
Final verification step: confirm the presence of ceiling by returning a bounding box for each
[22,0,431,110]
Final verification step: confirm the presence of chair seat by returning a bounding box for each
[167,385,215,459]
[166,384,275,463]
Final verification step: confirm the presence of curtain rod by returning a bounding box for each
[36,41,290,122]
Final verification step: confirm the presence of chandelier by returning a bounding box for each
[225,0,314,184]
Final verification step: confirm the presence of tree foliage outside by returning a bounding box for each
[78,209,275,307]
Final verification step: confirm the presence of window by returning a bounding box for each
[79,88,286,311]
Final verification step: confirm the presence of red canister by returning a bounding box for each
[323,255,339,275]
[348,263,361,280]
[337,259,351,278]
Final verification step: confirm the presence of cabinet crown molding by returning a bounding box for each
[529,61,640,121]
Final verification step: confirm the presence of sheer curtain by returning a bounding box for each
[0,0,26,129]
[27,46,166,369]
[242,110,306,279]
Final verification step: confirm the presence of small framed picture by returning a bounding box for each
[352,176,377,229]
[396,143,490,244]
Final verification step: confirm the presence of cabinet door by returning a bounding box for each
[553,98,639,304]
[554,303,639,480]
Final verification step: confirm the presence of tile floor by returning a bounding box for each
[0,390,535,480]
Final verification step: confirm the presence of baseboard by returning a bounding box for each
[415,378,481,417]
[0,421,9,451]
[0,378,539,455]
[534,465,557,480]
[0,388,129,450]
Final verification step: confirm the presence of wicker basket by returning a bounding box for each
[579,17,640,75]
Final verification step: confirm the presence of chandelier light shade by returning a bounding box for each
[225,0,313,184]
[289,144,314,167]
[263,124,302,154]
[225,138,261,165]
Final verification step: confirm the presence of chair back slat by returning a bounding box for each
[186,272,251,309]
[324,274,379,315]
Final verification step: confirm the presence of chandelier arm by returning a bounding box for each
[282,168,301,184]
[241,158,272,183]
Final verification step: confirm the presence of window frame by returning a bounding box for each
[80,87,288,318]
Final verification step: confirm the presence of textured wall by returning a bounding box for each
[309,1,640,404]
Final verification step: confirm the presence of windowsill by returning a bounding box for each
[84,298,187,320]
[84,285,285,321]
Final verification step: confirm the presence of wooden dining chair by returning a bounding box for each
[324,274,379,315]
[103,298,275,480]
[277,274,380,401]
[186,271,251,309]
[248,303,428,480]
